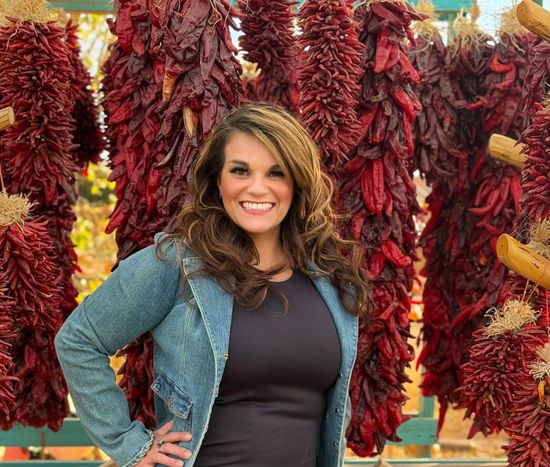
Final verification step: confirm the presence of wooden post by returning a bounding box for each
[488,134,527,169]
[497,234,550,290]
[517,0,550,42]
[0,107,15,131]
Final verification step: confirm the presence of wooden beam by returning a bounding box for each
[488,134,526,169]
[517,0,550,42]
[0,107,14,131]
[497,234,550,290]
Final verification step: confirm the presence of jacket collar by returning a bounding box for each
[180,248,358,384]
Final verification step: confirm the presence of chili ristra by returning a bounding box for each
[457,27,532,438]
[339,0,424,456]
[102,0,243,426]
[65,19,103,171]
[416,10,495,430]
[0,216,66,430]
[298,0,364,173]
[0,16,79,429]
[503,376,550,467]
[461,325,546,437]
[238,0,299,113]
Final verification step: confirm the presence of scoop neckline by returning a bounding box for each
[268,270,295,284]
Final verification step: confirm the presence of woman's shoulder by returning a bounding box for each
[116,232,188,277]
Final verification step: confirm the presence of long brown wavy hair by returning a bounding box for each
[158,103,371,319]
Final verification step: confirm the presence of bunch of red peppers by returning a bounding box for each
[65,19,103,171]
[410,16,471,433]
[0,200,67,429]
[297,0,364,173]
[416,12,497,429]
[458,25,534,438]
[0,16,86,429]
[339,1,423,455]
[103,0,243,426]
[0,279,16,416]
[238,0,299,113]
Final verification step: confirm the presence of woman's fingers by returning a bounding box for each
[163,430,192,443]
[152,452,187,467]
[155,419,174,436]
[159,442,193,461]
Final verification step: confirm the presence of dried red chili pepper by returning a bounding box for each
[297,0,364,173]
[340,0,424,456]
[103,0,243,426]
[238,0,299,113]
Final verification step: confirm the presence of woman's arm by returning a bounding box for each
[54,237,181,467]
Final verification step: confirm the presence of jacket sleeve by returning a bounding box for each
[54,236,181,467]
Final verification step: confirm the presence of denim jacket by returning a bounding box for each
[54,233,359,467]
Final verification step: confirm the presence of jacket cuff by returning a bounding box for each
[119,425,155,467]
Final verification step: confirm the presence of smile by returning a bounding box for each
[240,202,275,212]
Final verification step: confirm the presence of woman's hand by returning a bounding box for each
[135,420,193,467]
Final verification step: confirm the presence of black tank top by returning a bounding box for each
[194,270,342,467]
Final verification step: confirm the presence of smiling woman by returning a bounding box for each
[55,103,371,467]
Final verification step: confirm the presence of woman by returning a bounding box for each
[55,104,371,467]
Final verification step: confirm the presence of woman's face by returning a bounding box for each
[217,131,294,244]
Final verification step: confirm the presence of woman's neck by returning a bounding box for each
[249,233,287,271]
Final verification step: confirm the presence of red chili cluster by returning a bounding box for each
[297,0,364,173]
[417,24,496,429]
[519,101,550,221]
[102,0,243,426]
[238,0,299,112]
[410,31,468,189]
[455,27,531,422]
[65,19,103,171]
[410,27,470,434]
[503,376,550,467]
[102,0,164,262]
[0,217,66,430]
[0,276,16,416]
[523,38,550,117]
[461,325,546,437]
[0,17,86,429]
[340,1,423,456]
[0,19,78,205]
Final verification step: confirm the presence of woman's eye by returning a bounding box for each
[230,167,247,175]
[270,171,284,178]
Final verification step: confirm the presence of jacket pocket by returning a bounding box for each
[151,372,193,422]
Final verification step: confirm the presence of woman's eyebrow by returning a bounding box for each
[227,160,282,171]
[227,159,248,166]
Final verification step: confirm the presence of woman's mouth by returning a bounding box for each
[239,201,275,214]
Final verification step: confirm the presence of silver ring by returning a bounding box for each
[157,438,166,454]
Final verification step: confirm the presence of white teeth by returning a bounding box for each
[242,202,274,211]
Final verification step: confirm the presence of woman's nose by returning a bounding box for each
[247,175,270,195]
